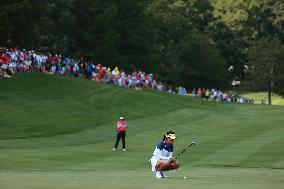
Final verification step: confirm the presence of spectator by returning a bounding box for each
[192,88,196,97]
[113,116,127,151]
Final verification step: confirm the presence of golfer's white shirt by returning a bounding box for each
[150,140,173,171]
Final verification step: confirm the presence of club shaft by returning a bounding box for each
[177,143,195,157]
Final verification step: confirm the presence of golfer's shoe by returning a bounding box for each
[112,148,117,151]
[122,148,126,152]
[155,171,163,179]
[160,171,169,179]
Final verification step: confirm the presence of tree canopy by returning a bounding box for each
[1,0,283,96]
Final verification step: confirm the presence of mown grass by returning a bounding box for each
[242,92,284,105]
[0,73,283,189]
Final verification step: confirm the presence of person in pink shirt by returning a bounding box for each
[113,116,127,151]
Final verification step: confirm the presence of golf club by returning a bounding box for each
[176,141,196,158]
[170,141,196,164]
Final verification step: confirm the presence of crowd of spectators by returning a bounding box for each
[167,87,254,104]
[191,88,237,102]
[1,46,255,104]
[174,87,254,104]
[0,47,158,90]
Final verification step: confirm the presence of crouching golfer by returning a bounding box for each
[150,131,180,178]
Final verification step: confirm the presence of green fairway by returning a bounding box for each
[0,74,284,189]
[1,168,283,189]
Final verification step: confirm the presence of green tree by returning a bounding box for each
[210,0,284,87]
[146,0,228,89]
[0,9,11,45]
[210,0,254,83]
[208,22,247,83]
[112,0,157,72]
[246,37,284,104]
[177,33,228,89]
[5,0,34,47]
[211,0,255,33]
[247,0,284,40]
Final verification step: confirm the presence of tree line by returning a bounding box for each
[1,0,283,101]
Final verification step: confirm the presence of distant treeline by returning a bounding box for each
[1,0,283,95]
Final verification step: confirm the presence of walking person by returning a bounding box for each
[150,131,180,178]
[112,116,127,151]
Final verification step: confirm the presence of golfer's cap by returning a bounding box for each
[120,116,124,120]
[166,134,177,140]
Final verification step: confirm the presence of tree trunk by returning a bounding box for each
[268,90,272,105]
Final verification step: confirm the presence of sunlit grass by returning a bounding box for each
[243,92,284,105]
[0,74,283,189]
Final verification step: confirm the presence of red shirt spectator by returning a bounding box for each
[117,117,127,132]
[113,116,127,151]
[2,55,9,65]
[98,68,104,76]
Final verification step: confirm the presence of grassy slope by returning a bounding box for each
[243,92,284,105]
[0,74,283,189]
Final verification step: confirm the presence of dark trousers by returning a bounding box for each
[114,132,126,149]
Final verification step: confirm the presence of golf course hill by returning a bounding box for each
[0,73,283,189]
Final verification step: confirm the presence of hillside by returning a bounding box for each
[0,74,283,189]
